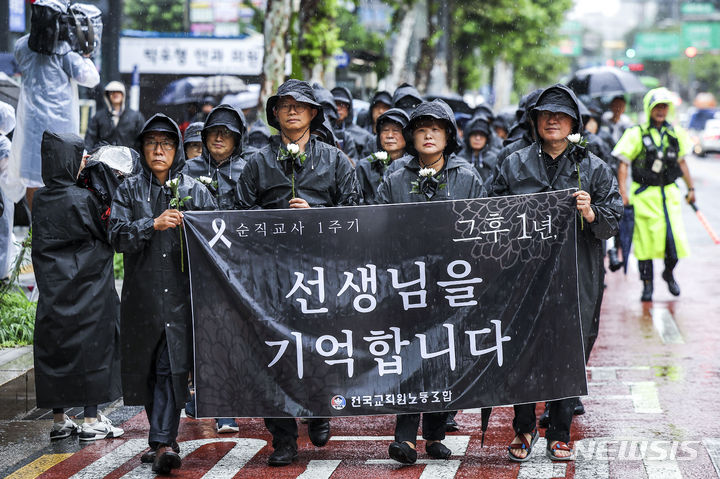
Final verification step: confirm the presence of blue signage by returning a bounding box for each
[10,0,26,33]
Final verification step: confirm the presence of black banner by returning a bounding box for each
[184,189,586,418]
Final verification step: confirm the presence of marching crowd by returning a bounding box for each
[0,4,698,476]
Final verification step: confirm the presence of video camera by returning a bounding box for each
[28,1,103,57]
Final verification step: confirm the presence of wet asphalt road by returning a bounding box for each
[2,155,719,479]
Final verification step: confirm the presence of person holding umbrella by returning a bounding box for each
[612,87,695,302]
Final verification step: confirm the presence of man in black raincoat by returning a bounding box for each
[331,86,374,159]
[109,114,216,474]
[392,83,424,116]
[32,131,124,442]
[491,84,622,462]
[247,118,271,152]
[460,110,500,184]
[355,108,409,205]
[366,90,393,134]
[236,79,357,466]
[495,88,544,165]
[377,100,485,465]
[183,122,204,161]
[184,104,247,210]
[313,84,359,164]
[84,81,145,152]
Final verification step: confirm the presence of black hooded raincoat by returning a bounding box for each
[32,131,122,408]
[490,84,623,361]
[108,114,216,406]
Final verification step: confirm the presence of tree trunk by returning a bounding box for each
[415,0,436,93]
[492,58,514,111]
[260,0,293,120]
[427,0,450,95]
[387,3,416,91]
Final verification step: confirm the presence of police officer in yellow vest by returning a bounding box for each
[613,88,696,302]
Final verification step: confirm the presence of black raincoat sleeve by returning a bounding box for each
[332,148,359,206]
[585,154,622,240]
[235,152,263,210]
[108,183,157,254]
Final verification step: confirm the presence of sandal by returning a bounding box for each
[546,441,575,461]
[507,429,538,462]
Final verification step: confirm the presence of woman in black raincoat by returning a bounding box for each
[32,132,125,442]
[460,111,501,184]
[236,79,357,467]
[355,108,410,205]
[377,100,486,465]
[108,114,216,474]
[184,104,247,210]
[491,84,622,462]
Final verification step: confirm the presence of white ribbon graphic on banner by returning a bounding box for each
[209,218,232,249]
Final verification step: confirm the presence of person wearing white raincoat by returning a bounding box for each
[5,0,100,208]
[0,101,16,279]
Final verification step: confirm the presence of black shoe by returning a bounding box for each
[574,398,585,415]
[426,441,452,459]
[152,446,181,475]
[538,403,550,428]
[608,248,622,272]
[141,441,179,464]
[388,441,417,464]
[641,280,653,302]
[307,419,331,447]
[662,271,680,296]
[445,412,459,432]
[268,444,298,467]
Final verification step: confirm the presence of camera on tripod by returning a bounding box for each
[28,0,103,57]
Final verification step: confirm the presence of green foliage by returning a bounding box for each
[451,0,573,94]
[336,8,390,77]
[123,0,186,33]
[0,289,36,347]
[114,253,124,280]
[292,0,344,78]
[671,54,720,96]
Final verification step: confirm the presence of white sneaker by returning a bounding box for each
[79,413,124,441]
[50,414,79,440]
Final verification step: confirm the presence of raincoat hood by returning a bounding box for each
[137,113,186,177]
[313,84,339,122]
[313,116,342,147]
[516,88,544,125]
[41,131,83,187]
[103,81,126,111]
[183,122,204,144]
[371,90,392,108]
[266,79,324,131]
[248,119,271,148]
[463,112,493,151]
[642,87,676,128]
[375,108,410,150]
[201,104,247,160]
[77,145,138,208]
[405,99,460,157]
[0,101,15,135]
[331,86,355,123]
[531,84,584,138]
[393,83,424,115]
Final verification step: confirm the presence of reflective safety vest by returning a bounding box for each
[631,126,683,186]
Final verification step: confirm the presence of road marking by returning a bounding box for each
[651,306,684,344]
[703,438,720,475]
[330,435,470,456]
[118,438,266,478]
[517,437,567,478]
[625,381,662,413]
[297,460,341,479]
[365,459,461,478]
[5,454,73,479]
[644,460,683,479]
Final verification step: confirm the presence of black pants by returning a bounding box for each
[263,418,329,450]
[639,257,678,281]
[513,398,575,444]
[146,336,181,448]
[53,406,97,418]
[394,412,448,445]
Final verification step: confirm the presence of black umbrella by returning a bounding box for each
[481,407,492,447]
[157,77,206,105]
[191,75,247,97]
[0,72,20,109]
[425,93,473,115]
[567,66,646,99]
[619,205,634,274]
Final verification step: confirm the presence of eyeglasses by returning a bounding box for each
[537,111,569,120]
[276,102,308,113]
[143,140,176,151]
[207,127,233,138]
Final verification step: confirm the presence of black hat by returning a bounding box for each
[313,83,339,122]
[405,100,460,157]
[266,79,324,130]
[370,90,392,108]
[331,86,353,106]
[393,83,423,114]
[533,87,578,121]
[375,108,410,150]
[183,122,203,144]
[140,115,179,141]
[203,104,247,137]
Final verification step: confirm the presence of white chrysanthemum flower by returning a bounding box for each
[197,176,212,184]
[375,151,388,161]
[567,133,581,144]
[419,167,436,177]
[287,143,300,154]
